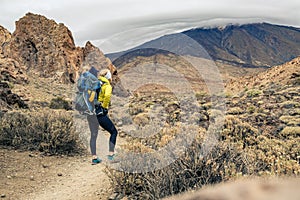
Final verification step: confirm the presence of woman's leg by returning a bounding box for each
[97,115,118,153]
[87,115,99,156]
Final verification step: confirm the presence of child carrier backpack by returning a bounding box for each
[74,71,101,115]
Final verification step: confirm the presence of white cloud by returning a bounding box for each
[0,0,299,53]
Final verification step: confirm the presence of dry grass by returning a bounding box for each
[0,109,84,155]
[105,86,300,199]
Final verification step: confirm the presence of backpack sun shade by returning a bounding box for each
[74,71,101,115]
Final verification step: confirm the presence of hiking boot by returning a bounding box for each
[91,157,102,165]
[107,154,119,163]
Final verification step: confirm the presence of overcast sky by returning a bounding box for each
[1,0,300,53]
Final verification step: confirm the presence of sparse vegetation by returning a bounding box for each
[0,109,84,155]
[0,29,299,199]
[49,96,72,110]
[279,115,300,126]
[281,101,300,109]
[247,105,256,114]
[106,83,300,199]
[227,107,244,115]
[106,139,244,199]
[195,91,208,100]
[280,126,300,137]
[246,89,262,97]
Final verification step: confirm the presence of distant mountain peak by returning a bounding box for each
[108,22,300,69]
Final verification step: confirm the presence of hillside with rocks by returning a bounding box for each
[104,55,299,199]
[226,57,300,94]
[0,13,118,112]
[0,13,299,200]
[3,13,117,83]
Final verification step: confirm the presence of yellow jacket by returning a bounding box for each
[97,76,112,109]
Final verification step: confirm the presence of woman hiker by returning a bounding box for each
[87,67,118,165]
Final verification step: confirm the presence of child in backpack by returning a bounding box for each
[86,67,118,164]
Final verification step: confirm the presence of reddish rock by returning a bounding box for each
[0,81,28,111]
[1,13,127,98]
[83,41,117,74]
[0,56,28,84]
[3,13,119,85]
[0,25,28,84]
[0,25,11,55]
[5,13,83,83]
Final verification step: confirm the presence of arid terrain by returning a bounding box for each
[0,148,111,200]
[1,13,300,200]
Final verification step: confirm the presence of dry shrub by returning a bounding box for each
[246,89,262,97]
[279,116,300,126]
[226,107,244,115]
[106,114,300,199]
[106,88,300,199]
[280,101,300,109]
[280,126,300,137]
[254,135,300,174]
[0,109,84,155]
[49,96,72,110]
[106,137,245,200]
[222,116,300,175]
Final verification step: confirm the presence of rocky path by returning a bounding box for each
[0,131,120,200]
[27,158,111,200]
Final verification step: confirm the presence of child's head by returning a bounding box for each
[99,68,112,82]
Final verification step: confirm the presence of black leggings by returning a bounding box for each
[87,114,118,155]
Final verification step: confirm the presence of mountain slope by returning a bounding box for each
[106,56,300,199]
[226,56,300,94]
[107,23,300,68]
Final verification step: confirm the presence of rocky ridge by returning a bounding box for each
[1,13,117,83]
[226,57,300,94]
[0,25,11,54]
[0,13,118,111]
[3,13,80,83]
[108,23,300,68]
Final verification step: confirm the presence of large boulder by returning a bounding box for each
[0,81,28,111]
[5,13,83,83]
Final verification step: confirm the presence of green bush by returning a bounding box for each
[195,91,208,100]
[246,89,262,97]
[49,97,72,110]
[0,109,84,155]
[247,106,256,114]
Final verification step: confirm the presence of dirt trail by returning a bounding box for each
[27,159,111,200]
[27,131,122,200]
[0,148,114,200]
[0,130,123,200]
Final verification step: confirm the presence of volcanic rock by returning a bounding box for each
[83,41,116,74]
[0,25,11,55]
[5,13,83,83]
[0,81,28,111]
[0,56,28,84]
